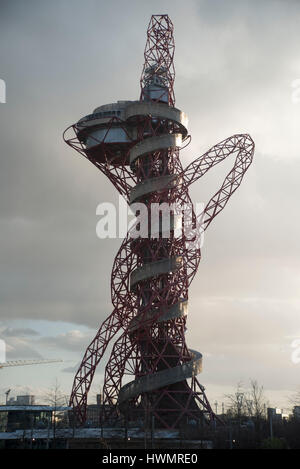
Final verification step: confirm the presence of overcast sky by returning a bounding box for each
[0,0,299,411]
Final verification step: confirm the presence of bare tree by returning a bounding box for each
[44,379,68,409]
[249,379,267,420]
[225,380,268,422]
[43,379,69,445]
[225,381,248,422]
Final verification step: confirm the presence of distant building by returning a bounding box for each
[293,406,300,420]
[85,394,102,427]
[5,407,51,432]
[0,406,71,433]
[85,404,100,427]
[267,407,283,423]
[7,395,35,406]
[0,395,71,433]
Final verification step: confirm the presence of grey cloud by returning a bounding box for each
[1,327,40,337]
[36,329,94,352]
[2,336,43,360]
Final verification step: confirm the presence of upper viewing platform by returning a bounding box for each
[73,100,188,166]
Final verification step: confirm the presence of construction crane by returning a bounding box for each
[0,359,62,369]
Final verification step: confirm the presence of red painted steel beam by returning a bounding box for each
[64,14,254,429]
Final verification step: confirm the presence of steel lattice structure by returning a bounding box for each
[63,14,254,429]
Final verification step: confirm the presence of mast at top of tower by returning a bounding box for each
[140,14,175,107]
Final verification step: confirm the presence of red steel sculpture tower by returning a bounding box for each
[64,15,254,429]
